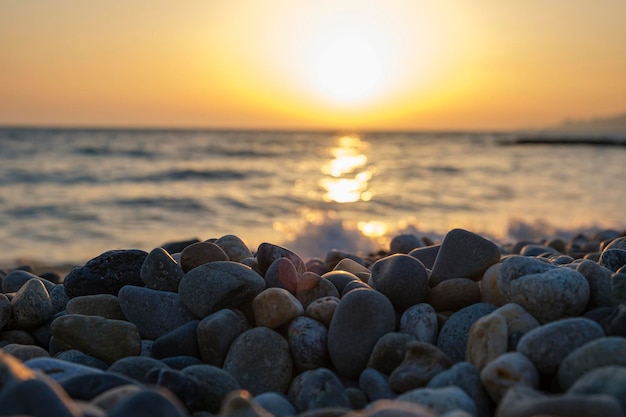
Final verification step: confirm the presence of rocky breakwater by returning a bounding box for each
[0,229,626,416]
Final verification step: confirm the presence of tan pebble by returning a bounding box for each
[305,296,340,327]
[480,263,507,306]
[180,241,229,272]
[492,303,540,350]
[253,287,304,329]
[466,312,508,369]
[480,352,539,402]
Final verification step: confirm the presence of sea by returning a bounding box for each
[1,128,625,270]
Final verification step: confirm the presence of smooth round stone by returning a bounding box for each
[59,372,139,401]
[429,228,501,287]
[151,320,200,359]
[397,386,478,416]
[106,387,189,417]
[516,317,605,374]
[253,287,304,329]
[140,247,184,292]
[108,356,170,382]
[567,365,626,411]
[2,269,55,293]
[428,361,494,417]
[51,314,142,364]
[63,249,148,298]
[428,278,481,312]
[399,303,439,344]
[369,254,429,311]
[256,242,306,277]
[118,286,196,340]
[25,356,105,381]
[196,308,249,367]
[306,258,328,276]
[558,337,626,389]
[344,399,438,417]
[389,341,453,393]
[288,368,350,412]
[66,294,126,320]
[325,249,366,271]
[178,261,265,318]
[328,288,396,379]
[491,303,540,350]
[367,332,416,375]
[466,312,508,369]
[10,278,53,328]
[334,258,371,277]
[496,385,623,417]
[323,270,362,294]
[54,349,108,370]
[0,293,12,329]
[215,234,253,263]
[408,244,441,270]
[575,260,614,309]
[288,316,330,372]
[600,248,626,272]
[0,377,82,417]
[253,392,297,417]
[436,303,497,363]
[180,241,229,273]
[223,327,293,395]
[479,263,507,307]
[497,255,590,323]
[480,352,539,402]
[296,272,340,309]
[264,257,299,294]
[359,368,397,401]
[2,343,49,361]
[390,234,424,254]
[182,364,241,413]
[305,296,340,327]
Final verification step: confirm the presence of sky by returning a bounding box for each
[1,0,626,131]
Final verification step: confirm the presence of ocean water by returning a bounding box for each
[0,128,625,268]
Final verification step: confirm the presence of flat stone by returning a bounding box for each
[480,352,539,402]
[466,312,508,369]
[118,285,196,340]
[305,296,340,327]
[436,303,497,363]
[429,229,501,287]
[399,303,439,344]
[63,249,148,298]
[197,308,249,367]
[264,257,299,294]
[558,336,626,389]
[140,247,185,292]
[256,242,306,277]
[328,288,396,379]
[296,272,340,309]
[288,316,330,372]
[66,294,126,320]
[10,278,53,328]
[397,386,478,416]
[367,332,416,375]
[51,314,142,364]
[516,317,605,374]
[428,278,481,312]
[497,255,590,323]
[151,320,200,359]
[178,261,265,318]
[223,327,293,395]
[288,368,350,412]
[253,287,304,329]
[389,341,453,393]
[369,254,430,311]
[215,234,253,263]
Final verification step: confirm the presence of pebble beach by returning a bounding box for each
[1,228,626,417]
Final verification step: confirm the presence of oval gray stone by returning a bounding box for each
[369,254,430,312]
[10,278,53,328]
[558,336,626,389]
[197,308,249,367]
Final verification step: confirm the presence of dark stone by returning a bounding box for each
[390,234,423,254]
[265,257,299,294]
[0,377,79,417]
[144,367,209,412]
[389,341,453,393]
[197,308,249,367]
[254,392,298,417]
[161,356,202,370]
[256,242,306,277]
[369,254,430,312]
[151,320,200,359]
[288,368,350,412]
[54,349,108,371]
[288,316,330,372]
[322,270,361,295]
[359,368,397,401]
[296,272,340,309]
[161,238,201,255]
[140,247,185,292]
[59,372,140,401]
[600,248,626,272]
[107,388,189,417]
[367,332,416,375]
[182,364,241,413]
[108,356,170,382]
[408,244,441,270]
[180,241,229,273]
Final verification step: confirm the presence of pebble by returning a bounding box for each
[253,287,304,329]
[296,271,340,309]
[389,341,453,393]
[359,367,397,401]
[367,332,416,375]
[10,277,53,328]
[520,244,559,257]
[50,314,142,364]
[197,308,250,367]
[25,356,104,381]
[611,268,626,306]
[408,244,441,270]
[479,263,507,307]
[566,365,626,411]
[2,269,56,294]
[215,234,253,263]
[575,260,614,309]
[497,255,590,323]
[256,242,306,277]
[254,392,298,417]
[399,303,439,344]
[466,312,508,369]
[118,285,196,340]
[436,302,497,363]
[65,293,126,320]
[287,316,330,372]
[288,368,350,412]
[59,371,139,401]
[140,247,185,292]
[178,261,266,318]
[345,399,437,417]
[2,343,49,361]
[369,254,430,312]
[558,336,626,389]
[0,293,12,329]
[181,364,242,413]
[106,387,190,417]
[428,278,481,312]
[264,257,299,294]
[390,234,424,254]
[327,288,396,379]
[397,386,478,416]
[517,317,605,375]
[151,320,200,359]
[223,327,293,395]
[180,241,230,272]
[322,270,362,294]
[333,258,371,277]
[305,296,340,327]
[429,228,501,287]
[63,249,148,298]
[107,356,170,382]
[490,303,540,350]
[54,349,108,370]
[479,352,539,402]
[0,377,82,417]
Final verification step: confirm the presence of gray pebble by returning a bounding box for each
[197,308,249,367]
[369,254,429,312]
[399,303,439,344]
[389,341,453,393]
[367,332,416,375]
[288,316,330,372]
[288,367,350,412]
[140,247,184,292]
[397,386,478,416]
[558,336,626,389]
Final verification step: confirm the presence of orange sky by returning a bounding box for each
[1,1,625,131]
